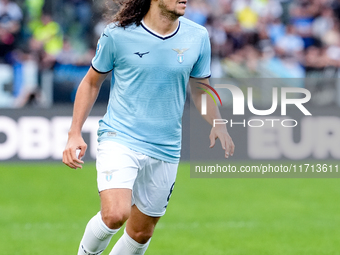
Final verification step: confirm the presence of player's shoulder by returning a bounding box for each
[179,17,208,34]
[102,22,138,37]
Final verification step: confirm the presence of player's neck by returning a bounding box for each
[143,8,180,36]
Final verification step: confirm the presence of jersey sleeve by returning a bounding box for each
[190,30,211,79]
[91,26,115,73]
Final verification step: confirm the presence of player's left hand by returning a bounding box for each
[209,125,235,158]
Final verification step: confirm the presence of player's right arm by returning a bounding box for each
[62,67,109,169]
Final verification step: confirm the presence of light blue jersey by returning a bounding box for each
[92,17,211,163]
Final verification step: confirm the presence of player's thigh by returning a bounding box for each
[96,140,141,228]
[126,204,160,244]
[132,159,178,217]
[96,140,140,192]
[100,188,132,228]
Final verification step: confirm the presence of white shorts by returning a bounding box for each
[96,140,178,217]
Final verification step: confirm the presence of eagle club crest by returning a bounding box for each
[103,170,115,182]
[172,48,189,63]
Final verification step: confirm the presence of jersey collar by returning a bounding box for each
[141,19,180,40]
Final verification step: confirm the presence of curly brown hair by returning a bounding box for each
[109,0,151,28]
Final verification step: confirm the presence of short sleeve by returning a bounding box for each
[91,26,115,73]
[190,30,211,79]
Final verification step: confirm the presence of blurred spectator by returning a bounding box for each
[30,13,63,57]
[12,13,63,108]
[262,52,305,78]
[0,0,22,62]
[206,17,228,57]
[290,0,317,48]
[185,0,210,26]
[69,0,91,33]
[312,7,334,41]
[322,19,340,46]
[61,0,92,47]
[275,24,304,58]
[304,46,324,71]
[267,18,285,44]
[233,0,259,31]
[327,43,340,64]
[25,0,44,20]
[12,49,40,107]
[259,0,283,20]
[332,0,340,20]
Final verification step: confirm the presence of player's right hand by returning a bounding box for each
[209,125,235,158]
[62,134,87,169]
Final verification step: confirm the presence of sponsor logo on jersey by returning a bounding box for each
[134,51,149,58]
[172,48,189,63]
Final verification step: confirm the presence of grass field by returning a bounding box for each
[1,162,340,255]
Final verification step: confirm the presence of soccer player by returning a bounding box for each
[62,0,235,254]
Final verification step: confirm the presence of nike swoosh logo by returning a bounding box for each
[102,33,108,37]
[134,51,150,58]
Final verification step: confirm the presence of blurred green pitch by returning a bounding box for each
[1,162,340,255]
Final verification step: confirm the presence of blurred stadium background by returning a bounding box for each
[1,0,340,254]
[2,0,340,107]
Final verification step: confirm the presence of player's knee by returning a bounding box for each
[101,210,130,229]
[131,229,154,244]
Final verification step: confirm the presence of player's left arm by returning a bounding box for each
[189,78,235,158]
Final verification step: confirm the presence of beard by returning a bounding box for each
[158,0,185,21]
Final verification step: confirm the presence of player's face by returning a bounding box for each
[158,0,187,20]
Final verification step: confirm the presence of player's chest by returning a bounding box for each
[113,40,201,71]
